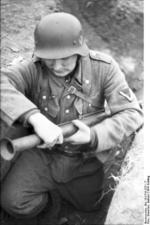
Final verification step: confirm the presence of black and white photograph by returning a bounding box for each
[0,0,148,225]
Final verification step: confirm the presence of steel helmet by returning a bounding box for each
[34,12,89,59]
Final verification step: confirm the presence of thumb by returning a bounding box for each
[72,119,88,131]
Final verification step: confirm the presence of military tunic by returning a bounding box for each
[0,50,143,216]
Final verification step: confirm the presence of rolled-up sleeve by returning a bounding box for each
[93,58,143,153]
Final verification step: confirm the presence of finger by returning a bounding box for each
[37,143,49,149]
[56,134,63,144]
[47,139,58,148]
[72,120,88,131]
[37,139,56,149]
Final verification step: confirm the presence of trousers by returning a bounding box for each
[1,148,104,218]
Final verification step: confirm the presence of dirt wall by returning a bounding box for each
[105,129,144,224]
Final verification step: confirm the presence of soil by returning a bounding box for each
[105,128,144,224]
[1,0,144,224]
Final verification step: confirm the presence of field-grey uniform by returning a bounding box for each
[0,50,143,217]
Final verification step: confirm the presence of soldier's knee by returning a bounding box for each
[1,187,48,218]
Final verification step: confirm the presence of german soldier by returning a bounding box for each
[0,12,143,218]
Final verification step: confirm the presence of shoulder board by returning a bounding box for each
[89,50,112,64]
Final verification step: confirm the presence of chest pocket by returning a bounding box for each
[87,92,104,112]
[74,89,105,115]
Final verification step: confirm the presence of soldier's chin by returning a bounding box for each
[53,70,69,77]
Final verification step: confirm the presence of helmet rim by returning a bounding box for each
[34,41,89,59]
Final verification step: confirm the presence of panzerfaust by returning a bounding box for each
[0,111,110,180]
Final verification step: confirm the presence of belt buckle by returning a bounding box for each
[68,86,76,94]
[56,149,82,157]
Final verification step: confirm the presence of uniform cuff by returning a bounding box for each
[19,109,40,127]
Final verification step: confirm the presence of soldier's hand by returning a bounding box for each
[64,120,91,145]
[28,112,63,148]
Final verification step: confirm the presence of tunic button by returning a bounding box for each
[85,80,90,84]
[42,95,47,100]
[66,95,71,99]
[65,109,70,114]
[44,107,48,111]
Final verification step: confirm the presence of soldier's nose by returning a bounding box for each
[53,59,63,70]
